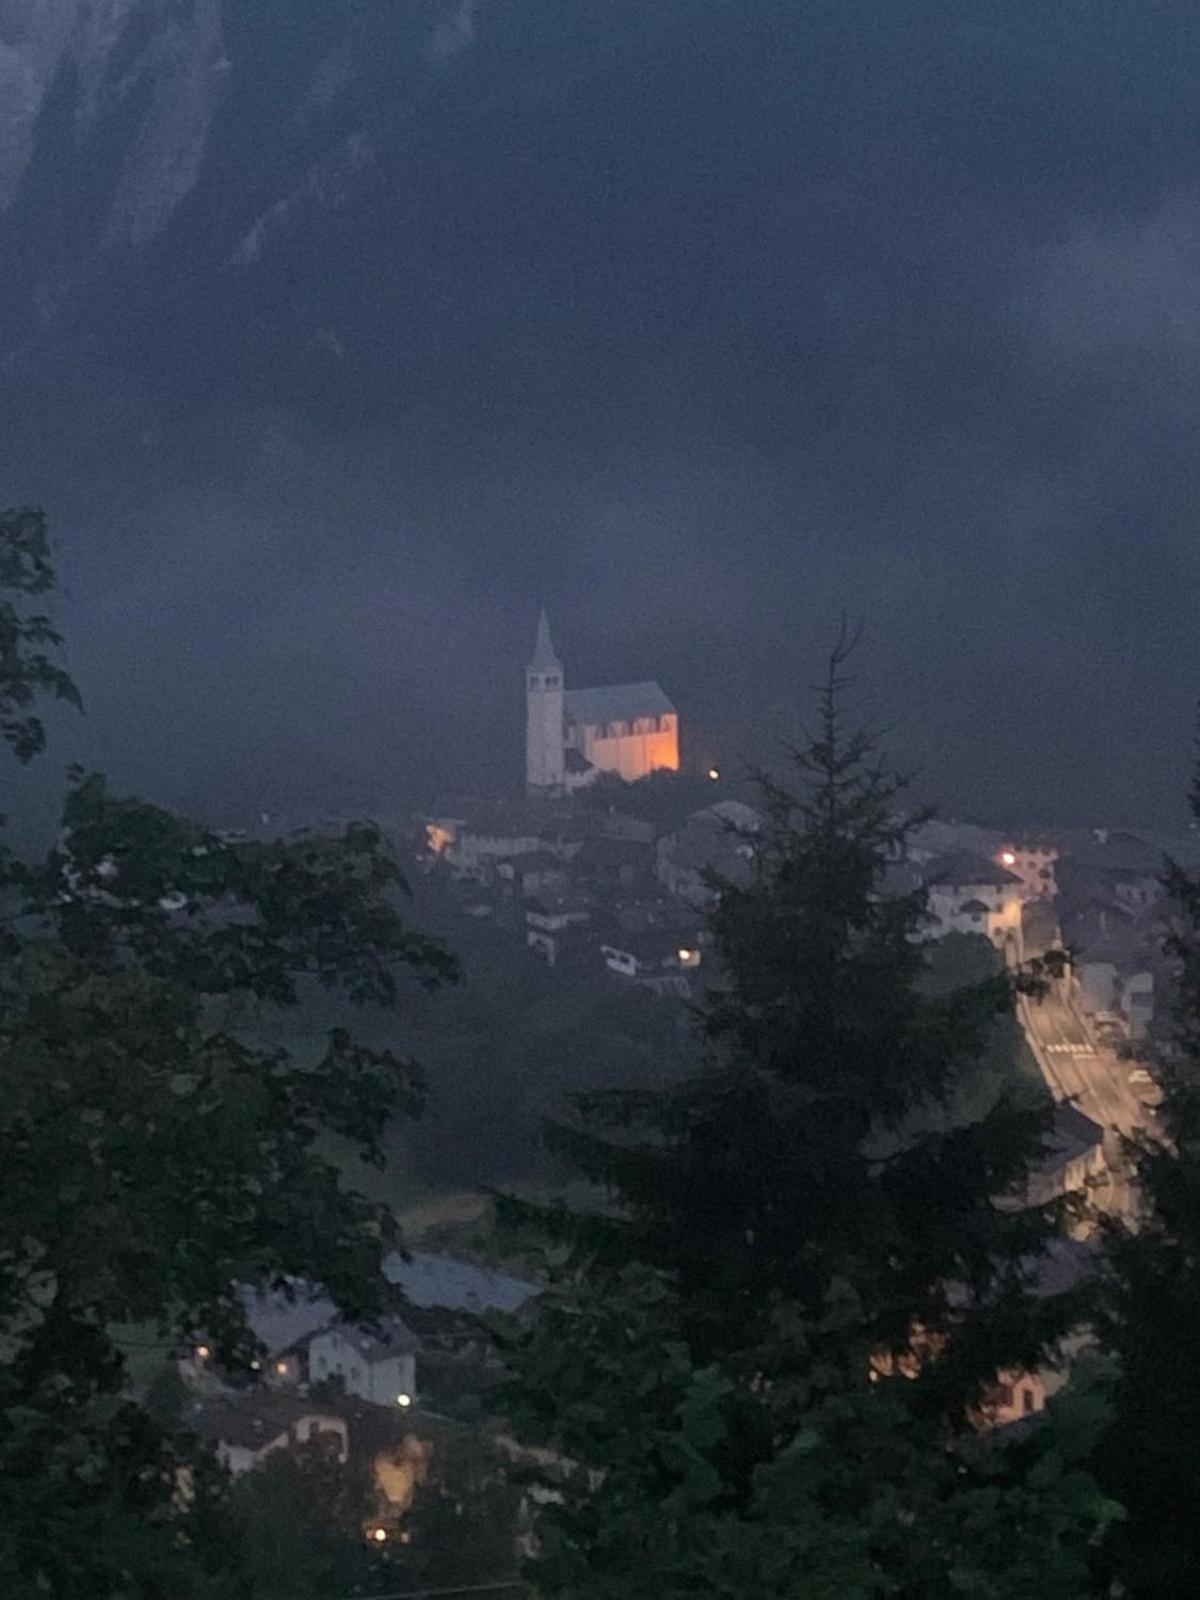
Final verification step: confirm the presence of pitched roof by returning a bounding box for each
[1025,1236,1097,1299]
[240,1284,338,1354]
[314,1316,420,1360]
[1063,831,1162,874]
[529,610,561,670]
[947,1237,1096,1309]
[602,928,695,966]
[188,1391,342,1450]
[1040,1103,1105,1166]
[565,682,674,727]
[383,1251,536,1315]
[692,800,762,832]
[925,850,1021,889]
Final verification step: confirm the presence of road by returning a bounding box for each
[1018,980,1149,1137]
[1018,975,1160,1223]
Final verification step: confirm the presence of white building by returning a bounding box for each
[307,1318,418,1409]
[526,895,592,966]
[526,612,679,795]
[923,851,1023,955]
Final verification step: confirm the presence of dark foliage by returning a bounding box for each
[1094,746,1200,1599]
[0,511,455,1596]
[528,640,1068,1408]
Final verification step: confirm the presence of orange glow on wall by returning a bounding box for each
[425,823,455,856]
[577,716,679,783]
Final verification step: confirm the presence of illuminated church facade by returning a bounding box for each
[525,612,679,795]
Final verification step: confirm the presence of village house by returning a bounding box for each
[1072,933,1159,1043]
[922,851,1023,954]
[423,806,547,882]
[495,850,570,900]
[189,1391,349,1476]
[569,833,652,895]
[656,809,756,909]
[1057,829,1165,913]
[307,1317,419,1409]
[188,1390,452,1527]
[525,894,593,966]
[959,1238,1096,1430]
[1020,1102,1108,1226]
[996,841,1058,901]
[598,927,702,995]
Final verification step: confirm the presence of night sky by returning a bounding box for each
[5,0,1200,837]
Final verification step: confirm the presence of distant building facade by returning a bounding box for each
[922,851,1024,954]
[307,1319,418,1409]
[525,612,679,795]
[996,841,1058,901]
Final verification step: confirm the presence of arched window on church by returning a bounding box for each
[634,718,653,735]
[609,721,628,739]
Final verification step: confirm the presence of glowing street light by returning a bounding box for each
[707,767,721,782]
[368,1526,388,1545]
[395,1392,413,1408]
[194,1345,211,1361]
[1000,850,1017,867]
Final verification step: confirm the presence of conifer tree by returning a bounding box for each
[539,634,1070,1410]
[1093,754,1200,1599]
[499,638,1115,1598]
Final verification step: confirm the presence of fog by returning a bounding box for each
[6,1,1200,837]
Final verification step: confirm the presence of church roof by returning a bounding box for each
[565,682,675,727]
[530,609,561,670]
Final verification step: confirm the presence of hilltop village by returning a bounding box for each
[172,619,1188,1528]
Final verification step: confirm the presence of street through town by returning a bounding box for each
[1018,980,1148,1138]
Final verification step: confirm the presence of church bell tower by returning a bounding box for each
[526,610,565,795]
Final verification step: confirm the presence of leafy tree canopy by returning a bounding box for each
[0,507,455,1596]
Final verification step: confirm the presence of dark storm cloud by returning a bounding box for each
[8,0,1200,833]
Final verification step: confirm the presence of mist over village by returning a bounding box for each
[4,5,1200,1599]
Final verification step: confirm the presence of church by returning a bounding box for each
[525,612,679,795]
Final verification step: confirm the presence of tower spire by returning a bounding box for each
[530,608,561,670]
